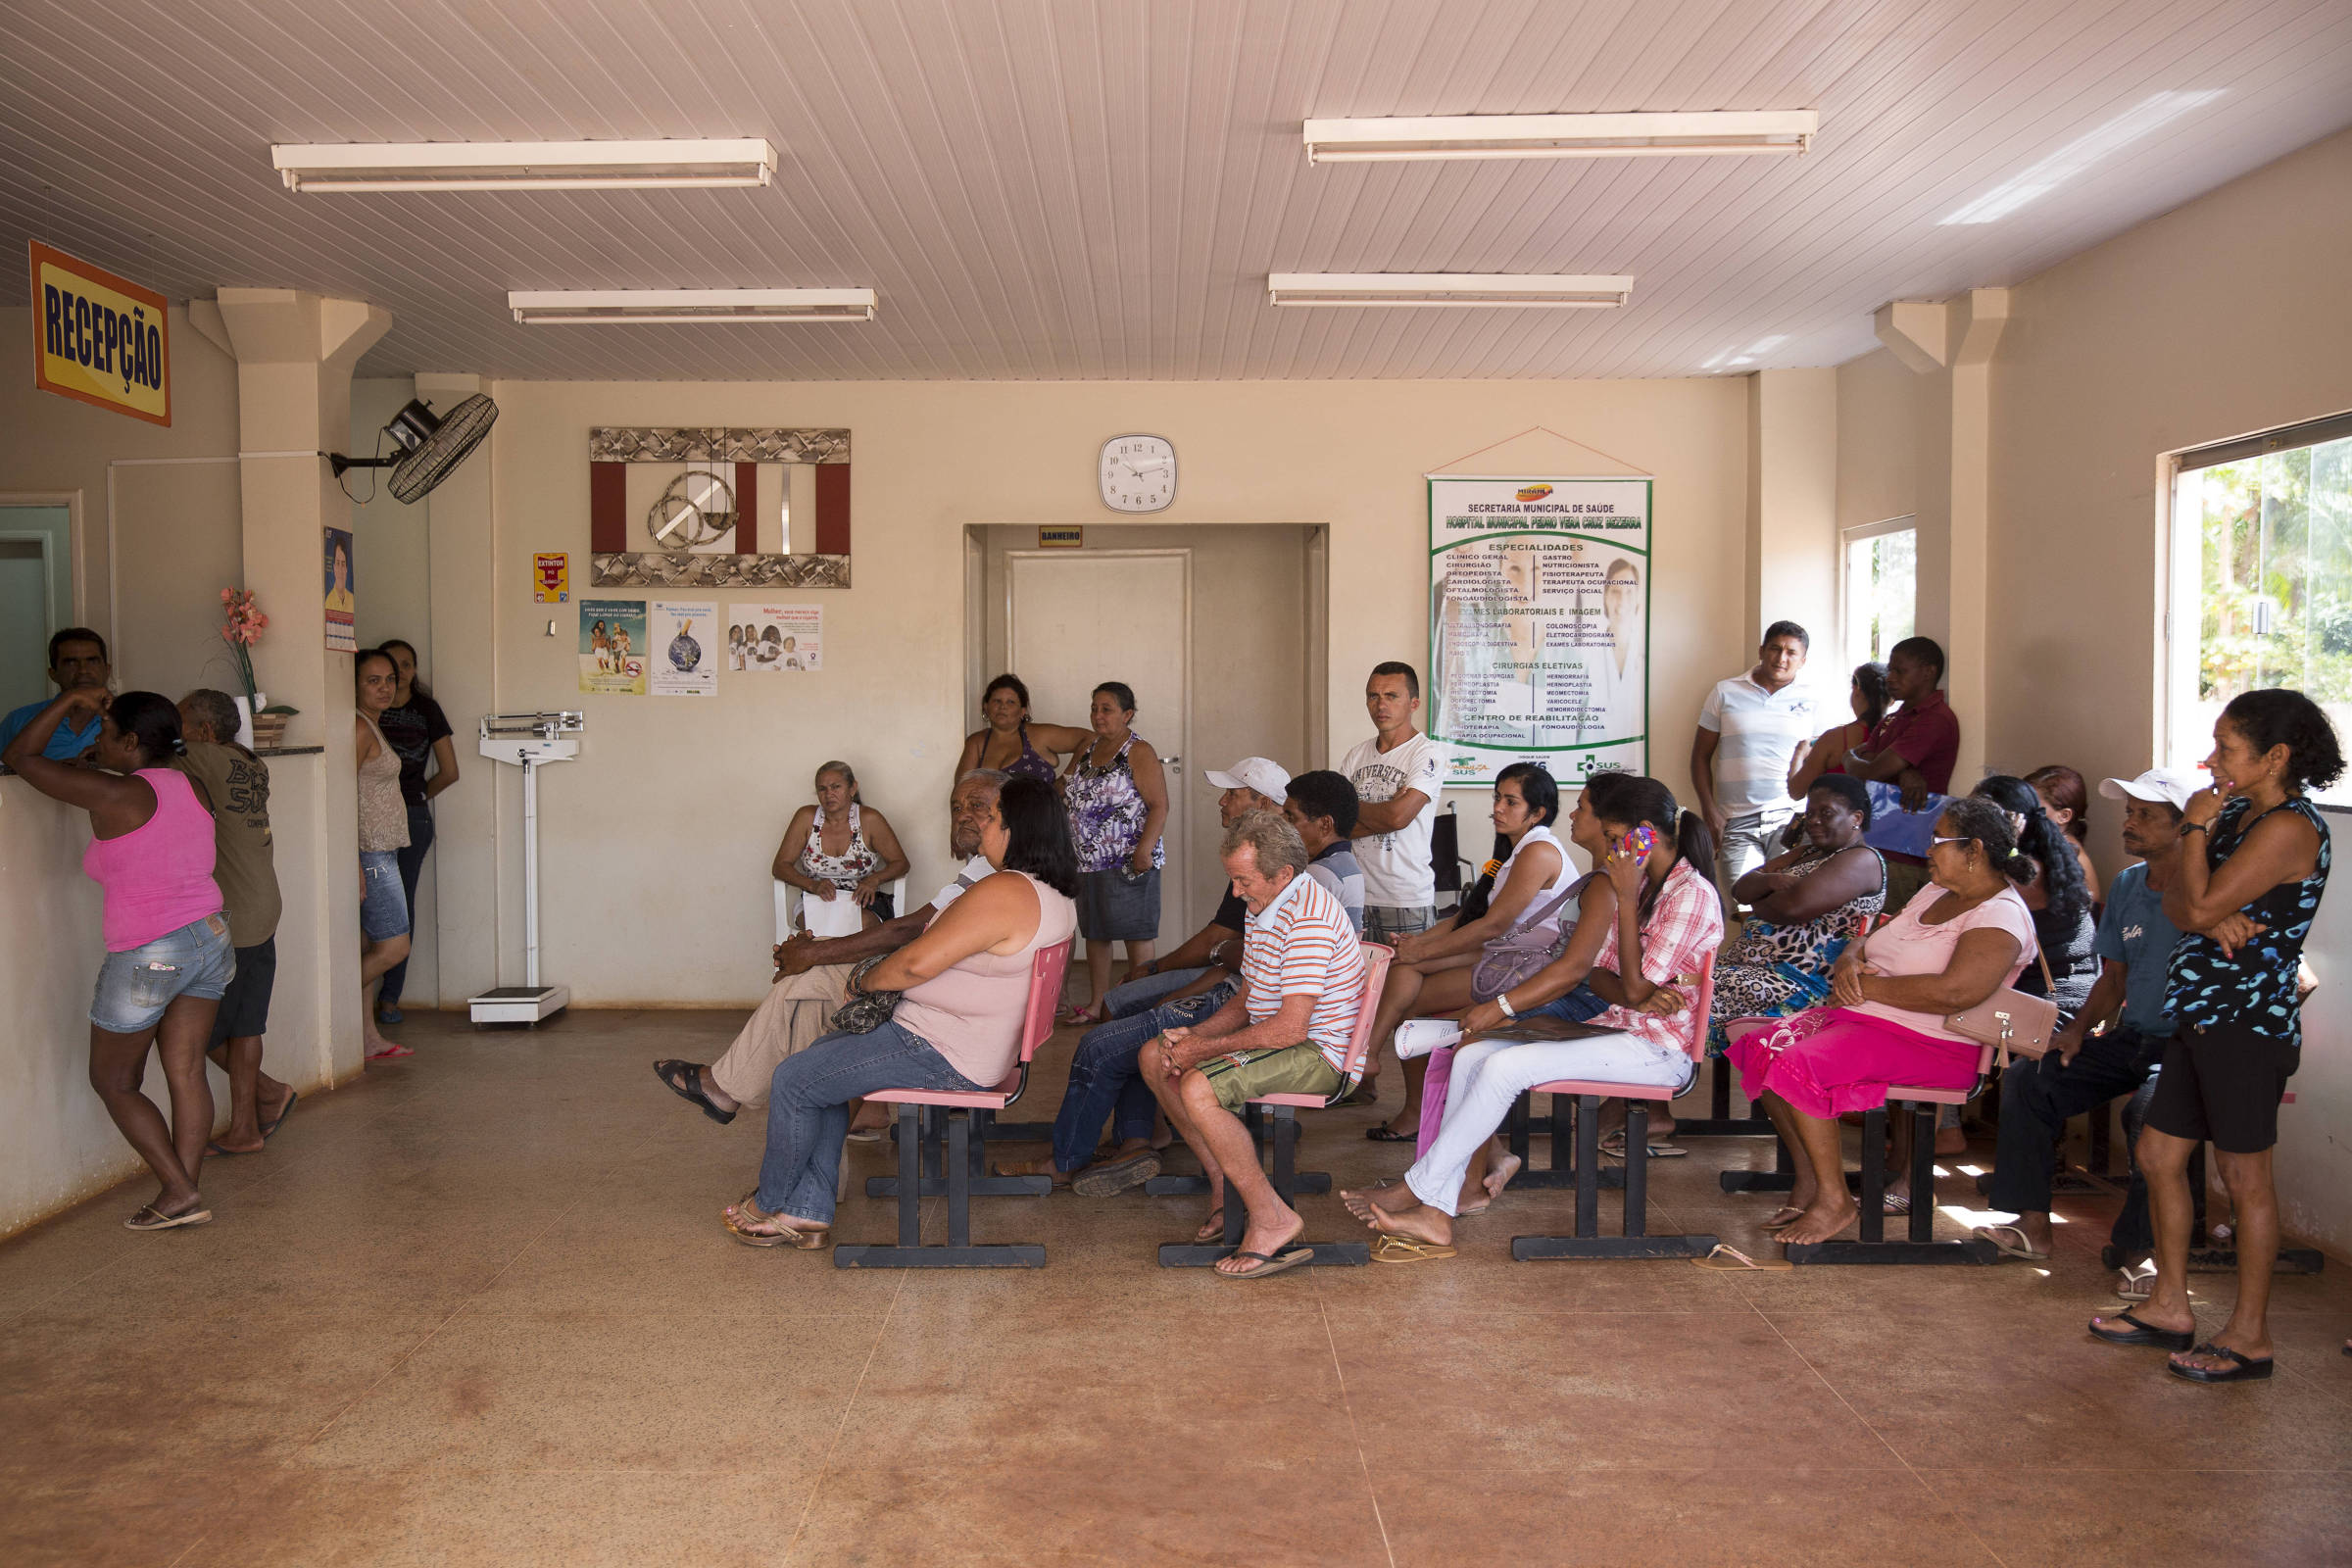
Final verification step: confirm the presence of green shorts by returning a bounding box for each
[1198,1043,1344,1111]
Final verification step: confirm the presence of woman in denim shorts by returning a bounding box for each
[3,688,231,1231]
[356,649,415,1062]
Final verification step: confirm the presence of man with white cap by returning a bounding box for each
[1976,768,2199,1261]
[994,758,1289,1195]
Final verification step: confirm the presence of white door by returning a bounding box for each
[1006,550,1191,941]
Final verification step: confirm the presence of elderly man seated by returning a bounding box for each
[653,769,1003,1128]
[1138,809,1369,1279]
[993,757,1289,1196]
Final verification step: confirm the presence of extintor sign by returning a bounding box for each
[29,241,171,426]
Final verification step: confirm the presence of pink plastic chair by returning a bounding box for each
[1511,953,1721,1261]
[835,938,1072,1269]
[1158,943,1394,1269]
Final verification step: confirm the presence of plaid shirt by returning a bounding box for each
[1590,858,1725,1055]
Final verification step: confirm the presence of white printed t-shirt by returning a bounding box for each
[1697,672,1820,819]
[1341,729,1445,908]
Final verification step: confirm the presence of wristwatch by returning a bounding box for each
[1496,992,1518,1019]
[2179,821,2210,838]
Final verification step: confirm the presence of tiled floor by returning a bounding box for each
[3,1006,2346,1567]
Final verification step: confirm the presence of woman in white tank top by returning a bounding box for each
[1360,762,1578,1139]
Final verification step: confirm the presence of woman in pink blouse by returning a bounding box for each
[1728,796,2041,1246]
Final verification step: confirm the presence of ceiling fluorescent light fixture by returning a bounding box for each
[1937,91,2222,224]
[1303,111,1815,164]
[1268,273,1633,309]
[508,289,876,324]
[273,139,777,192]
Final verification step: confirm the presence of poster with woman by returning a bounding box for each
[649,600,717,696]
[578,599,648,695]
[737,604,823,672]
[1426,475,1651,785]
[323,527,357,653]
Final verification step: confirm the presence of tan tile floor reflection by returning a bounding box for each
[1,1007,2345,1566]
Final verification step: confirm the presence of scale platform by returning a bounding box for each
[469,984,570,1025]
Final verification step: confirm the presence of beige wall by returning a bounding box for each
[479,378,1749,1005]
[1836,347,1922,539]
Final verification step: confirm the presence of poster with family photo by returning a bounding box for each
[649,600,718,697]
[731,604,822,672]
[578,599,647,695]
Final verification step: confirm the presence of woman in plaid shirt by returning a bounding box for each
[1342,775,1723,1255]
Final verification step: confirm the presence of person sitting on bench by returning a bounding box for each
[991,760,1287,1196]
[1136,809,1368,1279]
[1974,767,2197,1261]
[653,770,1003,1128]
[1340,774,1721,1252]
[1727,797,2039,1247]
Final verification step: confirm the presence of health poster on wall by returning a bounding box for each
[649,600,718,697]
[1427,475,1652,786]
[733,604,822,672]
[578,598,647,695]
[323,526,357,653]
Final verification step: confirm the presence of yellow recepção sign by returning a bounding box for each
[29,241,171,426]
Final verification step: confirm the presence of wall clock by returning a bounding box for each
[1100,434,1175,513]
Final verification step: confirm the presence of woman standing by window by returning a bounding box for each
[2092,689,2336,1384]
[1060,681,1168,1024]
[373,638,457,1025]
[355,649,413,1062]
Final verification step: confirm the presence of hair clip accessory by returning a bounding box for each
[1625,824,1659,857]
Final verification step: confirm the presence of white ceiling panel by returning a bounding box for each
[1,0,2346,380]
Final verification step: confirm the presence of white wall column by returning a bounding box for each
[1744,368,1839,658]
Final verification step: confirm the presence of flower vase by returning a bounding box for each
[235,692,264,752]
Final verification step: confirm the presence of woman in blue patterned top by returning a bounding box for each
[2090,688,2337,1385]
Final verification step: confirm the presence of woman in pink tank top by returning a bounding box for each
[4,689,230,1231]
[723,776,1080,1248]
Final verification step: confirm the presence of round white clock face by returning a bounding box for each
[1100,434,1176,513]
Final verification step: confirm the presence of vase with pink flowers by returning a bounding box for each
[220,588,298,750]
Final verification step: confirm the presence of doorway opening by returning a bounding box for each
[966,523,1329,948]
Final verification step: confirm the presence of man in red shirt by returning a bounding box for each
[1844,635,1958,912]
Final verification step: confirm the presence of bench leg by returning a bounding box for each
[1159,1107,1365,1267]
[1788,1099,1995,1265]
[837,1107,1049,1268]
[1676,1059,1777,1139]
[1504,1090,1627,1192]
[1512,1096,1718,1261]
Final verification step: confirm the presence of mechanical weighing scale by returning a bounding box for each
[467,710,584,1025]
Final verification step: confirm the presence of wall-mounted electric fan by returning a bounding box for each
[327,393,498,503]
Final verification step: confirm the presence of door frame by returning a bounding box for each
[0,491,86,627]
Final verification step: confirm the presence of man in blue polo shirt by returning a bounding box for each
[0,628,111,762]
[1978,767,2201,1261]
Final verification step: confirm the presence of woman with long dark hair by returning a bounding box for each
[723,775,1079,1249]
[372,638,457,1024]
[4,689,230,1229]
[354,649,413,1061]
[1788,662,1890,799]
[2091,689,2336,1383]
[1973,774,2097,1021]
[1341,775,1722,1251]
[2026,763,2100,901]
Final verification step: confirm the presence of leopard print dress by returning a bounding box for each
[1707,847,1886,1055]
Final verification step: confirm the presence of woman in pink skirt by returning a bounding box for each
[1729,796,2040,1246]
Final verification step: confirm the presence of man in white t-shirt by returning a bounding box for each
[653,769,1005,1126]
[1690,620,1818,899]
[1341,662,1445,947]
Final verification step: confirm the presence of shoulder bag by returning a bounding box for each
[829,956,905,1035]
[1470,873,1597,1004]
[1942,947,2059,1061]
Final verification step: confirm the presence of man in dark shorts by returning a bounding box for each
[178,689,295,1153]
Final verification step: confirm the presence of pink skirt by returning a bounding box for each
[1726,1007,1981,1121]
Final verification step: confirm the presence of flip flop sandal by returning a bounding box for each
[1456,1201,1490,1218]
[366,1042,415,1061]
[2168,1343,2273,1383]
[260,1091,298,1140]
[1882,1194,1912,1216]
[1364,1125,1416,1142]
[1193,1207,1227,1244]
[1072,1150,1160,1198]
[1220,1244,1315,1278]
[1371,1235,1456,1263]
[2116,1261,2158,1301]
[2087,1311,2196,1351]
[124,1203,212,1232]
[722,1202,826,1250]
[1598,1129,1688,1159]
[653,1059,736,1126]
[1972,1224,2050,1261]
[1692,1244,1792,1272]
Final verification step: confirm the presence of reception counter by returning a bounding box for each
[0,752,352,1239]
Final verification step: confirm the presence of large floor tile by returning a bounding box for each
[1913,1466,2352,1568]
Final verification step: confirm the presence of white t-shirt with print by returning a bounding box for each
[926,855,998,913]
[1342,730,1445,908]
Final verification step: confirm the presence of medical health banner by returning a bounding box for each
[29,242,171,426]
[1427,475,1651,786]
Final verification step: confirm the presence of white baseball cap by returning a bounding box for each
[1204,757,1291,801]
[2099,767,2203,811]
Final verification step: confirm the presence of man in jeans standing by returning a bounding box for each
[1690,620,1817,905]
[1976,768,2198,1262]
[1343,662,1444,945]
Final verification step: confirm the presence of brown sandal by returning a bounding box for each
[722,1197,828,1250]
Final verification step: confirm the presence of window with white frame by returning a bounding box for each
[2168,412,2352,803]
[1842,516,1916,666]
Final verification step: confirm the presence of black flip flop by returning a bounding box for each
[261,1090,298,1140]
[653,1059,736,1125]
[2086,1310,2195,1351]
[1220,1244,1313,1280]
[2168,1342,2274,1383]
[1364,1125,1415,1142]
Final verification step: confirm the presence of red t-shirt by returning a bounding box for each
[1864,689,1959,794]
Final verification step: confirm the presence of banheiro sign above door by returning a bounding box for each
[28,241,171,426]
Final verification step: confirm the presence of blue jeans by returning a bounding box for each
[90,913,236,1033]
[1051,973,1239,1172]
[1524,982,1610,1026]
[380,801,434,1004]
[360,850,410,943]
[755,1018,984,1227]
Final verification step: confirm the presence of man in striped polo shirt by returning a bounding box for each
[1690,620,1817,902]
[1139,810,1368,1278]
